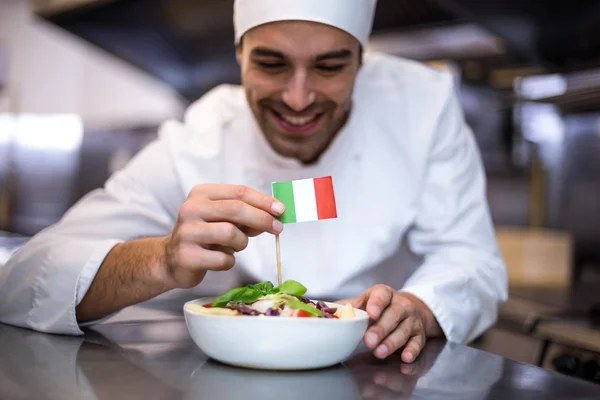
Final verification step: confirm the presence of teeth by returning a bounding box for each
[281,114,317,126]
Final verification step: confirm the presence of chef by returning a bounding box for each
[0,0,507,363]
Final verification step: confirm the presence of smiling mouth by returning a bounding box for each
[270,110,323,135]
[280,114,318,125]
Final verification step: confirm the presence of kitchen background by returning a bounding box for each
[1,0,599,385]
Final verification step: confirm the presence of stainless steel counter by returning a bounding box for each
[1,303,599,400]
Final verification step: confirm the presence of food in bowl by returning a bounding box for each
[185,280,356,319]
[183,282,369,370]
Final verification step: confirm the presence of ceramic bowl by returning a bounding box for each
[183,297,369,370]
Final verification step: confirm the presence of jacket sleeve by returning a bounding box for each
[0,131,183,335]
[400,82,508,344]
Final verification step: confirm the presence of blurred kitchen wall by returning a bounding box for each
[0,0,186,234]
[0,0,185,126]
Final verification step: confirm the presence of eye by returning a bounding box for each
[316,65,346,73]
[255,61,286,70]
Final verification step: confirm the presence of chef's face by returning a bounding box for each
[237,21,361,164]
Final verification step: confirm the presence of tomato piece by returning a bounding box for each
[203,304,213,308]
[292,309,310,318]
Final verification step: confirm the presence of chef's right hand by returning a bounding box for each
[162,184,285,289]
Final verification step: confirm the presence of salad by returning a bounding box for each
[186,280,355,319]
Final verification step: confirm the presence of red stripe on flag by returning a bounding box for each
[313,176,337,220]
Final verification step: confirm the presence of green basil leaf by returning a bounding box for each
[236,287,265,303]
[212,287,263,307]
[285,299,323,317]
[212,280,306,308]
[267,286,281,295]
[277,280,307,298]
[249,281,274,295]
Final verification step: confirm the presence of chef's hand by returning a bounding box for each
[163,184,284,289]
[337,285,443,363]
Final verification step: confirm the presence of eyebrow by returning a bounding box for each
[250,48,285,59]
[315,49,353,62]
[250,47,353,62]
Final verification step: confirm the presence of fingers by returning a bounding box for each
[242,227,265,237]
[181,184,286,237]
[205,245,236,255]
[181,222,249,252]
[177,245,236,271]
[372,317,412,359]
[203,200,284,234]
[364,285,394,319]
[166,245,236,288]
[363,286,398,350]
[401,334,425,364]
[233,223,264,238]
[372,318,425,362]
[180,199,283,235]
[360,288,427,362]
[169,183,287,289]
[191,184,285,216]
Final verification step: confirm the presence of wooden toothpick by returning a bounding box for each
[276,233,282,286]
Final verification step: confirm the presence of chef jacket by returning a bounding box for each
[0,52,508,343]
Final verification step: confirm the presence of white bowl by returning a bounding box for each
[183,297,370,370]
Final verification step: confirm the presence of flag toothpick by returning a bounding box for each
[276,234,282,286]
[271,176,337,286]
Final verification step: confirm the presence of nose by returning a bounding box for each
[282,69,316,112]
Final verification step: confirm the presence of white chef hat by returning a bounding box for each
[233,0,377,46]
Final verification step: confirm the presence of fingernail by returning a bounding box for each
[404,352,414,363]
[365,332,378,347]
[272,219,284,233]
[375,344,388,358]
[272,202,285,215]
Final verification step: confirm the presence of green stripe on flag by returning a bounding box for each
[272,181,297,223]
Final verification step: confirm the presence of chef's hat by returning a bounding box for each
[233,0,377,46]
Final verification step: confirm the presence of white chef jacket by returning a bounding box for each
[0,52,507,342]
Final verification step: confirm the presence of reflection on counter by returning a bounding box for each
[186,361,361,400]
[2,317,599,400]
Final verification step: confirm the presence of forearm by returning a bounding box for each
[75,237,175,323]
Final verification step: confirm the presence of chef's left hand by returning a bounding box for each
[337,285,443,363]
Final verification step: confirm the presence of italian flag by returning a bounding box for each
[272,176,337,224]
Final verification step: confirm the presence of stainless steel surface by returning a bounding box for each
[1,114,83,236]
[559,113,600,285]
[1,306,599,400]
[1,121,156,237]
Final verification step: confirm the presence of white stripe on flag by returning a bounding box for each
[292,179,318,222]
